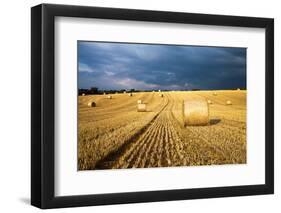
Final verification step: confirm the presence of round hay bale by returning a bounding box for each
[183,97,209,126]
[103,92,106,95]
[123,91,126,94]
[226,100,232,105]
[159,94,163,97]
[137,100,142,104]
[107,95,112,99]
[237,88,240,91]
[128,93,133,97]
[213,92,217,96]
[87,101,96,107]
[207,100,212,104]
[82,93,85,96]
[137,103,147,112]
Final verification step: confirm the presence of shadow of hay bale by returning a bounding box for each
[209,119,221,125]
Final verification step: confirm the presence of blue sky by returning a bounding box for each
[78,41,246,91]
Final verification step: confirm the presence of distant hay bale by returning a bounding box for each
[87,101,96,107]
[82,93,85,96]
[207,100,212,104]
[183,97,209,126]
[152,90,155,92]
[128,93,133,96]
[158,90,161,92]
[137,103,147,112]
[159,94,163,97]
[137,100,142,104]
[123,91,126,94]
[107,95,112,99]
[103,92,106,95]
[237,88,240,91]
[213,92,217,96]
[226,100,232,105]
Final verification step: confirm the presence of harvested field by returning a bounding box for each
[78,90,246,170]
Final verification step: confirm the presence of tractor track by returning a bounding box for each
[95,96,169,169]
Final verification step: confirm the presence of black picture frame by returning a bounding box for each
[31,3,274,209]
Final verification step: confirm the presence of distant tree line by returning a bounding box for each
[78,87,139,95]
[78,87,246,95]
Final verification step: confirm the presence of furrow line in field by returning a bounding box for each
[94,98,170,169]
[162,118,172,167]
[124,105,167,168]
[128,121,162,168]
[147,114,170,168]
[115,96,169,168]
[113,100,165,168]
[115,121,159,169]
[167,115,184,165]
[155,120,164,167]
[140,123,163,168]
[148,115,165,168]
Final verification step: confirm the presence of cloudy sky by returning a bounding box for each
[78,41,246,91]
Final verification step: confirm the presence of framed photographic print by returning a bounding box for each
[31,4,274,209]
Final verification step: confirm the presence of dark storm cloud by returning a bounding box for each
[78,41,246,90]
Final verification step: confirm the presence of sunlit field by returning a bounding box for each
[78,90,246,170]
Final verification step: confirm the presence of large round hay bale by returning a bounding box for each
[107,95,112,99]
[213,92,217,96]
[207,100,212,104]
[128,93,133,97]
[183,97,209,126]
[82,93,85,96]
[137,100,142,104]
[226,100,232,105]
[137,103,147,112]
[87,101,96,107]
[159,94,163,97]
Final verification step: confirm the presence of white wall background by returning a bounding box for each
[0,0,279,212]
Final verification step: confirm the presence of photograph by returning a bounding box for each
[30,3,274,209]
[77,41,247,170]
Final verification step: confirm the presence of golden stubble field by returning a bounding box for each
[78,90,246,170]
